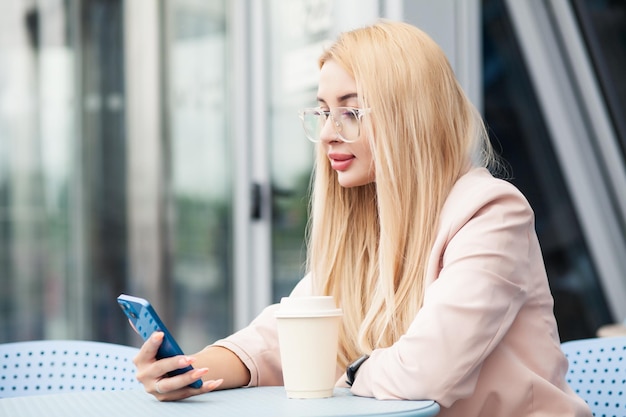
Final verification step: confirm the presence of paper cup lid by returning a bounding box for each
[274,296,342,318]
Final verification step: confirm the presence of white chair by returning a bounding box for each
[561,336,626,416]
[0,340,141,398]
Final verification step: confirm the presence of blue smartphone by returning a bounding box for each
[117,294,203,389]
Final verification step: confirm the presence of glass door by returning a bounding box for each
[483,0,616,340]
[0,0,129,343]
[162,0,233,351]
[266,0,331,300]
[265,0,381,302]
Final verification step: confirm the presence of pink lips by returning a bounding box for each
[328,153,354,171]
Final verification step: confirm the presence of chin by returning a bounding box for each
[337,174,375,188]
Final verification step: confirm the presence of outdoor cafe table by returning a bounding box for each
[0,386,440,417]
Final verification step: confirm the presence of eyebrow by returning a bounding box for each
[317,93,359,105]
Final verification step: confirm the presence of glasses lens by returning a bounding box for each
[299,107,363,143]
[301,109,325,142]
[333,108,360,143]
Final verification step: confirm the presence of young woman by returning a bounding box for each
[133,20,591,416]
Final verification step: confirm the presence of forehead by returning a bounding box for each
[317,60,357,103]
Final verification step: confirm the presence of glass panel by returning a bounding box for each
[0,2,51,341]
[482,0,613,341]
[163,0,232,352]
[267,0,334,301]
[570,0,626,158]
[0,0,128,343]
[80,0,127,343]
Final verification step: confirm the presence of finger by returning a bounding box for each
[136,354,195,388]
[156,378,224,402]
[149,364,208,394]
[151,368,220,402]
[134,332,164,366]
[151,355,198,379]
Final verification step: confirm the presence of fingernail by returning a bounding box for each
[191,368,209,379]
[151,332,163,343]
[177,356,193,366]
[206,379,223,390]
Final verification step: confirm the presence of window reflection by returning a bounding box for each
[483,0,613,341]
[571,0,626,158]
[82,0,127,343]
[267,0,334,300]
[163,0,232,351]
[0,0,128,342]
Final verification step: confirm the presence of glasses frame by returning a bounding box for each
[298,107,371,143]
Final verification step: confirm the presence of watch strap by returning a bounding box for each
[346,354,370,386]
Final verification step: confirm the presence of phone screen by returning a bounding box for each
[117,294,203,389]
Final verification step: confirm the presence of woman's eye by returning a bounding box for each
[340,109,358,120]
[319,110,331,118]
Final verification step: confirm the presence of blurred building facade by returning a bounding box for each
[0,0,624,351]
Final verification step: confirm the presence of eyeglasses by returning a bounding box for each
[299,107,370,143]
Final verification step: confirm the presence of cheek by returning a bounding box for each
[356,140,374,167]
[356,143,376,181]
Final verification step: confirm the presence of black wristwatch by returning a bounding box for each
[346,354,370,386]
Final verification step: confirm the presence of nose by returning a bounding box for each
[318,115,340,144]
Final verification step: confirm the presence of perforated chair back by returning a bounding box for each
[561,336,626,416]
[0,340,141,398]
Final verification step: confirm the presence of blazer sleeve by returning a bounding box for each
[350,178,533,405]
[210,274,313,386]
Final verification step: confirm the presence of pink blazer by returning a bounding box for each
[214,168,592,417]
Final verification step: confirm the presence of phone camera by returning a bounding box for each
[119,301,138,318]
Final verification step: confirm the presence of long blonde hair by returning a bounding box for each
[306,20,495,368]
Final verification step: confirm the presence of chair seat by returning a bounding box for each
[561,336,626,416]
[0,340,141,398]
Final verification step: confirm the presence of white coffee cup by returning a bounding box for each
[275,296,343,398]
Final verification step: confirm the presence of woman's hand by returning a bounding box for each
[134,332,224,401]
